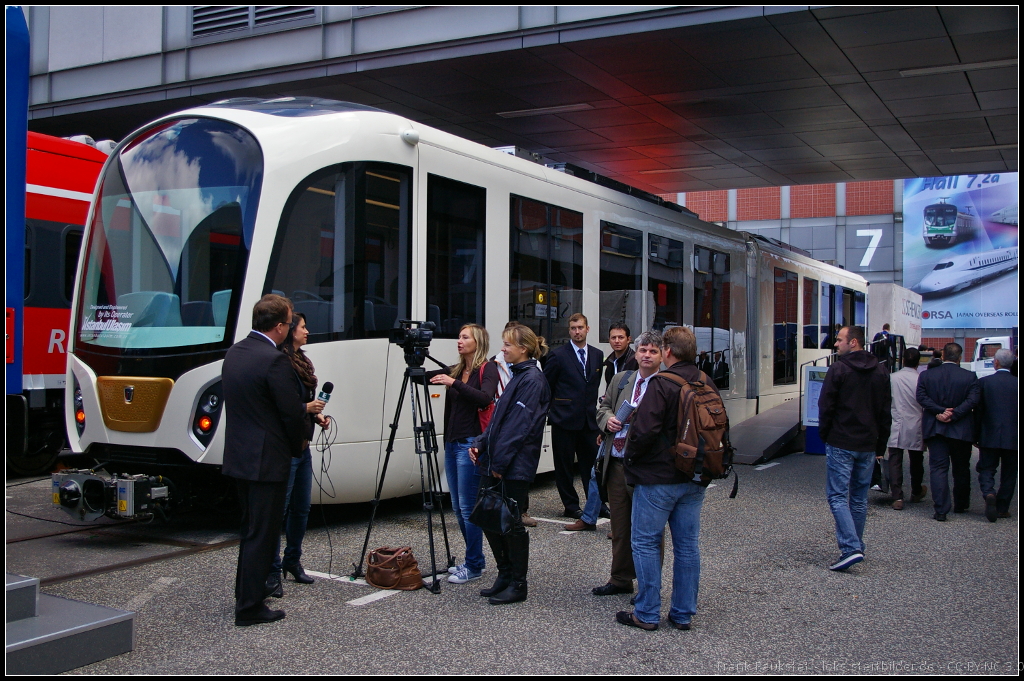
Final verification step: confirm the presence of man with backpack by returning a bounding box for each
[817,325,891,571]
[617,326,721,631]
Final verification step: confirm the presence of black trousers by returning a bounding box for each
[234,478,288,615]
[551,424,599,513]
[888,447,925,501]
[926,436,973,515]
[977,447,1017,514]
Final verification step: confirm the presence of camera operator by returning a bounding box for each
[424,324,499,585]
[470,325,550,605]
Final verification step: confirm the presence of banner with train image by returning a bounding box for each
[902,172,1018,329]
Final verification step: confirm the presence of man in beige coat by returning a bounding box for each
[885,347,926,509]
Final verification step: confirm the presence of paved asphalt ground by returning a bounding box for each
[9,451,1019,675]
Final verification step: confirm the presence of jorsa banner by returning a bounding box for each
[902,172,1018,329]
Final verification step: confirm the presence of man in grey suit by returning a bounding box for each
[222,294,317,626]
[976,348,1018,522]
[916,342,980,522]
[885,347,926,510]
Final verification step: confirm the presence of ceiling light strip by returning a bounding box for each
[949,143,1017,153]
[899,59,1017,77]
[637,166,715,174]
[497,103,594,118]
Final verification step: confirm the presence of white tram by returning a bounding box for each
[66,98,868,505]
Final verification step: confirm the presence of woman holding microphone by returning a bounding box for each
[470,324,550,605]
[428,324,500,584]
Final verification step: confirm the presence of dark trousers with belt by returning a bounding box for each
[551,424,599,513]
[888,447,924,501]
[977,447,1017,514]
[926,436,973,515]
[606,457,635,588]
[234,478,288,615]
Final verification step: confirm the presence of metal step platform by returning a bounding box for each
[731,399,801,465]
[5,572,134,675]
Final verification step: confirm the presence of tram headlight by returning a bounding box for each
[72,376,86,436]
[191,382,223,448]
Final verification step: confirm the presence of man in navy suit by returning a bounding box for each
[975,348,1018,522]
[543,313,604,518]
[916,342,980,522]
[222,294,316,625]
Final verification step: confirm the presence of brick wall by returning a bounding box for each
[737,187,780,221]
[846,180,894,216]
[684,190,728,222]
[791,184,836,218]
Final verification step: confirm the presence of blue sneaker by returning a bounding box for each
[447,563,465,575]
[448,565,483,584]
[828,552,864,571]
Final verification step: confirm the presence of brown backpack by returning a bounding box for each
[654,371,738,497]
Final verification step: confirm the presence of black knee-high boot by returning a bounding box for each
[488,531,528,604]
[480,530,512,597]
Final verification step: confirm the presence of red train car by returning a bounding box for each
[9,132,108,475]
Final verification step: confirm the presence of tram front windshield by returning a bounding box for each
[924,205,957,227]
[76,118,262,352]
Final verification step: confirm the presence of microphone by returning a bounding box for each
[318,382,334,403]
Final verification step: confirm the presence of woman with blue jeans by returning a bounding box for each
[268,313,329,591]
[427,324,499,584]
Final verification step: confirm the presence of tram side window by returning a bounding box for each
[773,268,798,385]
[427,175,486,338]
[599,222,643,342]
[648,234,684,333]
[803,277,818,349]
[268,163,412,341]
[509,196,583,347]
[854,290,866,328]
[693,246,731,390]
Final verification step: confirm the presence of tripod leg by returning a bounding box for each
[352,372,409,579]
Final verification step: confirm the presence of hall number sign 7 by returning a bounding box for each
[856,229,883,268]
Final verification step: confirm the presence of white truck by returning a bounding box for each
[964,335,1017,377]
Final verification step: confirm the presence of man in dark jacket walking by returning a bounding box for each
[616,326,715,631]
[817,325,891,571]
[916,342,979,521]
[975,348,1017,522]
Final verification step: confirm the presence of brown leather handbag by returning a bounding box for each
[365,546,423,590]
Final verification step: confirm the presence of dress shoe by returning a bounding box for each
[667,616,691,630]
[598,504,611,519]
[284,563,315,584]
[563,508,584,519]
[607,531,613,540]
[593,582,633,596]
[564,519,596,531]
[235,606,285,627]
[265,575,284,598]
[892,499,904,510]
[616,610,657,631]
[933,512,947,522]
[997,511,1011,519]
[488,580,528,605]
[984,494,998,522]
[953,506,968,514]
[910,485,928,503]
[521,514,538,527]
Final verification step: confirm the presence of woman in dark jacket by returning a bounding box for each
[470,324,550,604]
[426,324,499,585]
[269,313,329,590]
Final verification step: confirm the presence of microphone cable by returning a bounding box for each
[312,413,339,579]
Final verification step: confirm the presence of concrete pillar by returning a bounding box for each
[727,188,737,226]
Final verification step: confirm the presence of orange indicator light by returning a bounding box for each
[198,416,213,432]
[76,410,86,424]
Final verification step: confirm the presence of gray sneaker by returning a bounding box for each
[447,562,465,575]
[448,565,483,584]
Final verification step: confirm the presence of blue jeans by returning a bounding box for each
[631,482,705,626]
[445,439,485,573]
[272,447,313,574]
[581,465,602,525]
[825,444,874,556]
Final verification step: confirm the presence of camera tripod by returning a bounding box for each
[352,349,455,593]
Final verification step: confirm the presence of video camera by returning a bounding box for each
[390,320,436,366]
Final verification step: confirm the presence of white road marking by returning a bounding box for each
[754,462,782,471]
[707,484,717,488]
[124,576,178,611]
[346,590,401,606]
[533,517,610,527]
[305,570,367,586]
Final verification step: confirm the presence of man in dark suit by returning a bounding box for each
[711,351,729,390]
[543,313,604,518]
[916,342,980,522]
[975,348,1018,522]
[222,294,315,626]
